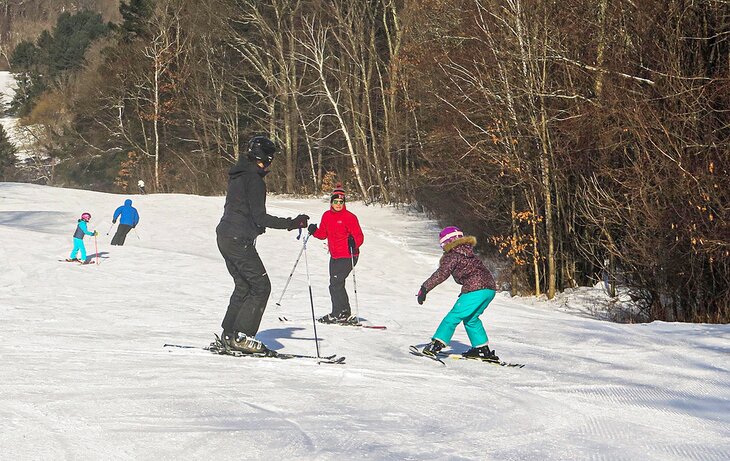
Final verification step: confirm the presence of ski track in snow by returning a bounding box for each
[0,183,729,460]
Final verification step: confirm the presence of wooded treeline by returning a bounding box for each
[2,0,728,322]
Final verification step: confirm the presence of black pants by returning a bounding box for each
[329,256,358,317]
[217,234,271,336]
[111,224,132,245]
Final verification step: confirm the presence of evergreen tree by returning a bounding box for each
[9,40,39,69]
[8,11,109,116]
[48,11,109,76]
[119,0,155,42]
[0,124,18,180]
[8,40,43,115]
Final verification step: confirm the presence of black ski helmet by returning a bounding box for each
[247,135,277,167]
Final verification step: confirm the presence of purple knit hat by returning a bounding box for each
[439,226,463,248]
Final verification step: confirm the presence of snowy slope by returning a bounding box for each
[0,183,728,461]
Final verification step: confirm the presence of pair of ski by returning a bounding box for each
[409,345,525,368]
[58,259,95,265]
[319,321,387,330]
[278,316,387,330]
[163,335,345,364]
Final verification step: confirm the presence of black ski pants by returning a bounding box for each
[217,234,271,337]
[111,224,133,246]
[329,256,358,317]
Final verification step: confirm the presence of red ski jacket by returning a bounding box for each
[311,205,364,259]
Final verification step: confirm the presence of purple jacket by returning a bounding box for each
[422,236,496,295]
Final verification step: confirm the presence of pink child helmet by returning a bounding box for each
[81,212,91,222]
[439,226,463,248]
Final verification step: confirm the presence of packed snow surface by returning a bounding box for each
[0,183,728,460]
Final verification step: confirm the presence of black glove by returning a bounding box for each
[308,223,318,235]
[112,220,116,224]
[348,235,357,254]
[417,285,427,305]
[288,214,309,231]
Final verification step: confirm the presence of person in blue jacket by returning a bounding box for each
[111,199,140,246]
[66,212,97,264]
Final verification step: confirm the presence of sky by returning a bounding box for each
[0,182,728,460]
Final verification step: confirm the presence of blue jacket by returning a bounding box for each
[73,220,95,239]
[113,199,140,227]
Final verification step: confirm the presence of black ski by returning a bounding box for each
[441,353,525,368]
[164,338,345,364]
[58,259,94,264]
[409,345,524,368]
[279,316,386,330]
[324,322,387,330]
[409,345,446,365]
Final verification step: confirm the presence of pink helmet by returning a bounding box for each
[81,212,91,222]
[439,226,463,248]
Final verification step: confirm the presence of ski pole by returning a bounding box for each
[350,249,360,324]
[276,233,310,309]
[302,234,321,359]
[94,234,99,265]
[133,228,141,240]
[106,222,115,235]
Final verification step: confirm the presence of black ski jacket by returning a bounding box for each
[216,159,291,241]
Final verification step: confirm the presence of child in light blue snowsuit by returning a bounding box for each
[68,212,97,263]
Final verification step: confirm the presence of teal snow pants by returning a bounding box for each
[69,237,87,261]
[433,288,496,347]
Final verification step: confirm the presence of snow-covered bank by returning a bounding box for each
[0,183,728,460]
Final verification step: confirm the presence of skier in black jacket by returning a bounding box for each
[216,135,309,355]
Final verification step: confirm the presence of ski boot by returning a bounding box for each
[337,313,360,325]
[317,313,337,324]
[217,331,235,351]
[462,345,500,361]
[422,339,446,357]
[317,313,342,324]
[228,332,276,356]
[318,312,360,325]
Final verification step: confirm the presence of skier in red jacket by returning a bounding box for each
[308,184,364,324]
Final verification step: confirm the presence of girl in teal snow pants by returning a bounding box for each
[432,288,496,347]
[416,226,500,360]
[68,212,97,263]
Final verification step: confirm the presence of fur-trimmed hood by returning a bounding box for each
[442,235,477,253]
[421,234,496,294]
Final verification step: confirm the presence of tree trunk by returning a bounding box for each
[594,0,610,98]
[153,53,161,191]
[539,109,556,299]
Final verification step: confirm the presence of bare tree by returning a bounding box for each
[296,14,369,199]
